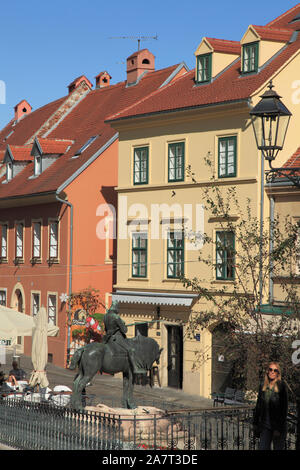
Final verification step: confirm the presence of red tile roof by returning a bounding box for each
[283,146,300,169]
[0,96,67,146]
[205,38,241,54]
[266,3,300,30]
[0,62,183,200]
[251,25,293,42]
[106,6,300,123]
[36,138,73,155]
[7,145,33,162]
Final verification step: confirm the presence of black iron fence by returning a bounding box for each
[0,398,298,450]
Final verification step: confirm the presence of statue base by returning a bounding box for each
[85,403,179,448]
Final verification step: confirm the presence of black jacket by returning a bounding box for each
[253,380,288,433]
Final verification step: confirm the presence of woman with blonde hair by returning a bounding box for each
[253,361,288,450]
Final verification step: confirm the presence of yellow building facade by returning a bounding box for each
[108,5,300,398]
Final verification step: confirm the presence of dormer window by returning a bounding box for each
[196,53,212,83]
[242,42,259,73]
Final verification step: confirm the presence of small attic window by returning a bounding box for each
[196,53,212,83]
[34,156,42,176]
[7,162,13,181]
[142,59,150,64]
[242,42,259,74]
[73,135,98,157]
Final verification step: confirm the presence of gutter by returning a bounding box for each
[55,192,73,365]
[105,98,249,124]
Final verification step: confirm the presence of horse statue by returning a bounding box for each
[69,333,163,410]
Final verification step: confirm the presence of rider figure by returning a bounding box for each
[103,301,147,375]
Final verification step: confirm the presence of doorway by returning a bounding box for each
[211,323,233,394]
[167,325,183,389]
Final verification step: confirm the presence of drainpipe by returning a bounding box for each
[55,193,73,365]
[269,196,275,304]
[259,150,264,308]
[248,99,264,309]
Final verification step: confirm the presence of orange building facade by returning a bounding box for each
[0,52,188,367]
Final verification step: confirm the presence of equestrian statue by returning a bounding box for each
[69,301,163,409]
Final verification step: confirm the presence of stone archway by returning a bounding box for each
[10,282,26,313]
[10,283,26,349]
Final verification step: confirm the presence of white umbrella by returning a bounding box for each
[0,305,59,344]
[29,306,51,389]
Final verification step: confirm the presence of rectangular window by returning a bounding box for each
[0,290,6,306]
[167,232,184,278]
[216,231,235,280]
[15,223,24,259]
[7,162,12,181]
[0,224,8,259]
[132,233,147,278]
[34,156,42,176]
[196,54,212,83]
[242,42,258,73]
[168,142,185,182]
[133,147,148,185]
[32,293,40,317]
[49,221,59,259]
[218,136,237,178]
[48,294,57,325]
[32,222,41,259]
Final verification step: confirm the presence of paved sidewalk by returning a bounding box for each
[2,352,213,411]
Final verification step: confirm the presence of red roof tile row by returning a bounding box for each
[0,63,183,200]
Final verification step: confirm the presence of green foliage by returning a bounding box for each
[184,156,300,394]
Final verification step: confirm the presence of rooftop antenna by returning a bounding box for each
[109,34,158,51]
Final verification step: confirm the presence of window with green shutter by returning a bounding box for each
[218,136,237,178]
[168,142,185,182]
[167,232,184,278]
[133,147,148,185]
[132,233,147,277]
[242,42,259,73]
[216,231,235,280]
[196,54,212,83]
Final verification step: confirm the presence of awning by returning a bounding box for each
[112,290,198,307]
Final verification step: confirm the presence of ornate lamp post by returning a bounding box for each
[250,80,300,186]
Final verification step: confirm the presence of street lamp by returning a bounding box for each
[250,80,300,186]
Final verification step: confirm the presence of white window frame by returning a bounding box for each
[0,223,8,259]
[31,292,40,317]
[0,289,7,306]
[49,220,59,260]
[47,293,57,325]
[15,222,24,259]
[32,221,42,259]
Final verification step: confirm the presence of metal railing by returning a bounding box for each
[0,398,298,450]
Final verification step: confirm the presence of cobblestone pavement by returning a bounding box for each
[2,352,213,411]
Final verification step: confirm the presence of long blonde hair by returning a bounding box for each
[262,362,281,392]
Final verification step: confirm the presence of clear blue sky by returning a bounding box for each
[0,0,298,129]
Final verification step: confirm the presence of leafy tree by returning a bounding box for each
[183,156,300,396]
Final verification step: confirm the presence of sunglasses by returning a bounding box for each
[268,367,279,373]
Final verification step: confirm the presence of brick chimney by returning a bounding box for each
[95,71,112,89]
[68,75,93,94]
[126,49,155,84]
[14,100,32,122]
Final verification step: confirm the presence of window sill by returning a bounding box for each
[0,258,8,264]
[163,278,183,282]
[30,258,42,265]
[13,258,24,266]
[128,277,149,281]
[47,258,59,266]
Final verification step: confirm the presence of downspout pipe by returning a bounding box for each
[55,192,73,366]
[269,196,275,304]
[247,99,264,308]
